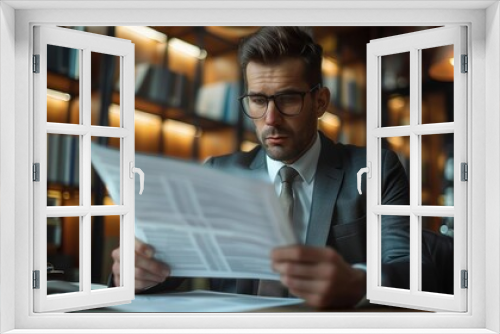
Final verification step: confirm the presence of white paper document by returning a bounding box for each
[78,289,303,313]
[91,143,296,280]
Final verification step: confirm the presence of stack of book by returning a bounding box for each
[135,63,189,108]
[195,81,240,125]
[47,134,79,186]
[47,44,80,80]
[339,65,366,115]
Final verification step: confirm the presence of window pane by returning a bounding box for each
[421,45,454,124]
[381,136,410,204]
[381,215,410,290]
[421,216,454,295]
[47,217,80,295]
[91,138,121,206]
[91,215,121,289]
[91,52,121,127]
[47,134,80,206]
[47,45,80,124]
[381,52,410,127]
[421,133,454,206]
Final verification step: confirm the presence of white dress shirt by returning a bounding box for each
[266,133,321,243]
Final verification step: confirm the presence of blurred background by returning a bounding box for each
[46,26,455,289]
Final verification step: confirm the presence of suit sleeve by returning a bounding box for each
[380,150,438,292]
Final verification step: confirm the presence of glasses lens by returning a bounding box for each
[242,96,267,119]
[275,94,303,116]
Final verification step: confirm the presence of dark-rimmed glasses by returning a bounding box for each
[238,84,321,119]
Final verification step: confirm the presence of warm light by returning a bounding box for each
[122,26,167,43]
[388,95,406,110]
[169,38,207,60]
[387,137,405,150]
[322,57,338,76]
[319,112,341,128]
[428,45,454,82]
[109,104,162,125]
[163,119,199,137]
[240,140,258,152]
[47,89,71,102]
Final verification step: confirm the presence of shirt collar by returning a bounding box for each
[266,133,321,184]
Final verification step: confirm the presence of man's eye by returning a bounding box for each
[278,95,301,105]
[249,96,267,106]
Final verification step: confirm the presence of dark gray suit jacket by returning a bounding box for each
[141,132,438,295]
[203,132,437,294]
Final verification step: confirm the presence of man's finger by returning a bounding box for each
[272,245,339,263]
[135,238,154,258]
[113,274,120,287]
[288,290,329,309]
[111,247,121,262]
[135,266,167,284]
[135,253,170,280]
[273,262,336,280]
[280,275,327,294]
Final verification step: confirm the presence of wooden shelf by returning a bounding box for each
[47,71,80,96]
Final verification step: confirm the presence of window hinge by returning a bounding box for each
[461,54,468,73]
[33,54,40,73]
[33,163,40,182]
[33,270,40,289]
[461,270,468,289]
[461,162,468,181]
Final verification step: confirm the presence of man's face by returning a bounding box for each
[245,58,328,164]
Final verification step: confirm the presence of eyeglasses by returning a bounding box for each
[238,84,321,119]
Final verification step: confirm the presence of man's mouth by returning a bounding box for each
[266,136,287,145]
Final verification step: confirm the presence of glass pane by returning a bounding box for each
[421,134,454,206]
[91,137,121,206]
[421,216,454,295]
[91,215,121,289]
[47,216,80,295]
[381,52,410,127]
[91,52,121,127]
[381,215,410,290]
[381,136,410,204]
[421,45,454,124]
[47,134,80,206]
[47,45,80,124]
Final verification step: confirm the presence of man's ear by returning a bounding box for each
[315,87,331,118]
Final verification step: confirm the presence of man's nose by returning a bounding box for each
[264,100,282,126]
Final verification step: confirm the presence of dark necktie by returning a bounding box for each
[278,166,299,224]
[257,166,298,297]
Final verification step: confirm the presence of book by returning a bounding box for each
[195,81,240,124]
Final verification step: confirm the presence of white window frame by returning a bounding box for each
[0,1,498,333]
[366,26,468,312]
[33,25,136,313]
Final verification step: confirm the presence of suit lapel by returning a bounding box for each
[305,135,344,247]
[249,147,267,172]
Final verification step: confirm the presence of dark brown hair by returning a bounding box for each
[238,26,323,88]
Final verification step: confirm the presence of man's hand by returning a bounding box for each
[111,238,170,292]
[271,245,366,309]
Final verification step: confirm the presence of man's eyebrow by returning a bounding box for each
[247,88,304,95]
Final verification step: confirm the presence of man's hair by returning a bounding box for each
[238,26,323,88]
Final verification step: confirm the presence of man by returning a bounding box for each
[112,26,434,309]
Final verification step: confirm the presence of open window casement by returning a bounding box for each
[365,26,467,312]
[33,26,140,312]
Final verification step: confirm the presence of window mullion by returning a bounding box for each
[82,215,91,293]
[409,47,420,294]
[81,47,92,295]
